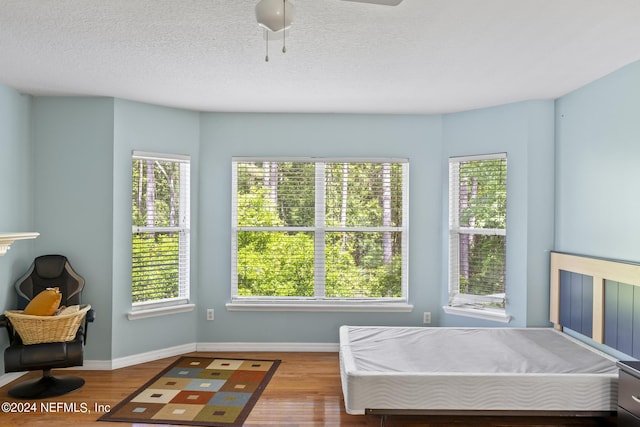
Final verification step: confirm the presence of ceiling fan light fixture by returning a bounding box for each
[256,0,294,33]
[254,0,399,62]
[256,0,295,61]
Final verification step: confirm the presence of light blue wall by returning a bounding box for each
[0,84,36,374]
[440,100,556,327]
[31,97,116,360]
[525,102,557,326]
[28,98,202,360]
[111,99,200,358]
[2,93,560,361]
[13,58,637,358]
[198,113,444,343]
[25,97,200,361]
[2,56,638,360]
[555,61,640,261]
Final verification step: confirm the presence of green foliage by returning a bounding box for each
[131,232,180,303]
[237,187,284,228]
[237,189,314,297]
[457,158,507,306]
[132,159,182,227]
[458,159,506,229]
[235,161,405,299]
[461,235,506,299]
[325,162,403,227]
[131,158,186,304]
[325,240,402,298]
[238,231,314,297]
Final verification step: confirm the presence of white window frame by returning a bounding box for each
[228,157,412,312]
[128,151,194,320]
[445,153,510,323]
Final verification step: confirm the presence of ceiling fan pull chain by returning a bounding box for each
[265,29,269,62]
[282,0,287,53]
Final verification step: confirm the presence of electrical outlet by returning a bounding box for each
[207,309,214,321]
[423,312,431,324]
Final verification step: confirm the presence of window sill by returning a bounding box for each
[128,303,195,320]
[226,301,413,313]
[442,305,511,323]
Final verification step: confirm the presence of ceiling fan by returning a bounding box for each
[256,0,404,61]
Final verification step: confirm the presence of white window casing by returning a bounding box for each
[447,153,509,321]
[129,151,192,318]
[230,157,410,311]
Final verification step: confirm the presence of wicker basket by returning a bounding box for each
[4,304,91,345]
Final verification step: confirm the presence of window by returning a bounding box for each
[231,158,409,308]
[448,153,507,315]
[131,151,190,311]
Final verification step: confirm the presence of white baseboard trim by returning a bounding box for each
[109,342,198,370]
[61,343,199,371]
[90,342,337,370]
[77,359,114,370]
[196,342,339,352]
[0,371,27,388]
[1,342,339,380]
[0,343,198,383]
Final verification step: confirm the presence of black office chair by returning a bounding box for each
[0,255,95,398]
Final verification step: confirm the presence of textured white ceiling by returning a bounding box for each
[1,0,640,114]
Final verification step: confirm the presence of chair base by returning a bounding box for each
[8,370,85,399]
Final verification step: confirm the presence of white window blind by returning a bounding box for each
[449,153,507,309]
[232,158,409,303]
[131,151,190,307]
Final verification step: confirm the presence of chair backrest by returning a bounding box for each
[14,255,85,309]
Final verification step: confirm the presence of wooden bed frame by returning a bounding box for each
[550,251,640,358]
[347,251,638,423]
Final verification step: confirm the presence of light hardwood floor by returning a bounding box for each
[0,352,617,426]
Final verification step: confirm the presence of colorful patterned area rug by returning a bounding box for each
[99,356,280,426]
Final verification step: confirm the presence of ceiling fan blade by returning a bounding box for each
[340,0,404,5]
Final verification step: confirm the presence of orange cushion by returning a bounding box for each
[23,287,62,316]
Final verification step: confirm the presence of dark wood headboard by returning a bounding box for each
[550,251,640,358]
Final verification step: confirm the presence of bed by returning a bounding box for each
[339,251,639,416]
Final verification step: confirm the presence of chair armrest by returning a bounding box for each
[82,308,95,344]
[0,313,16,342]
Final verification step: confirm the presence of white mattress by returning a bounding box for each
[339,326,618,415]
